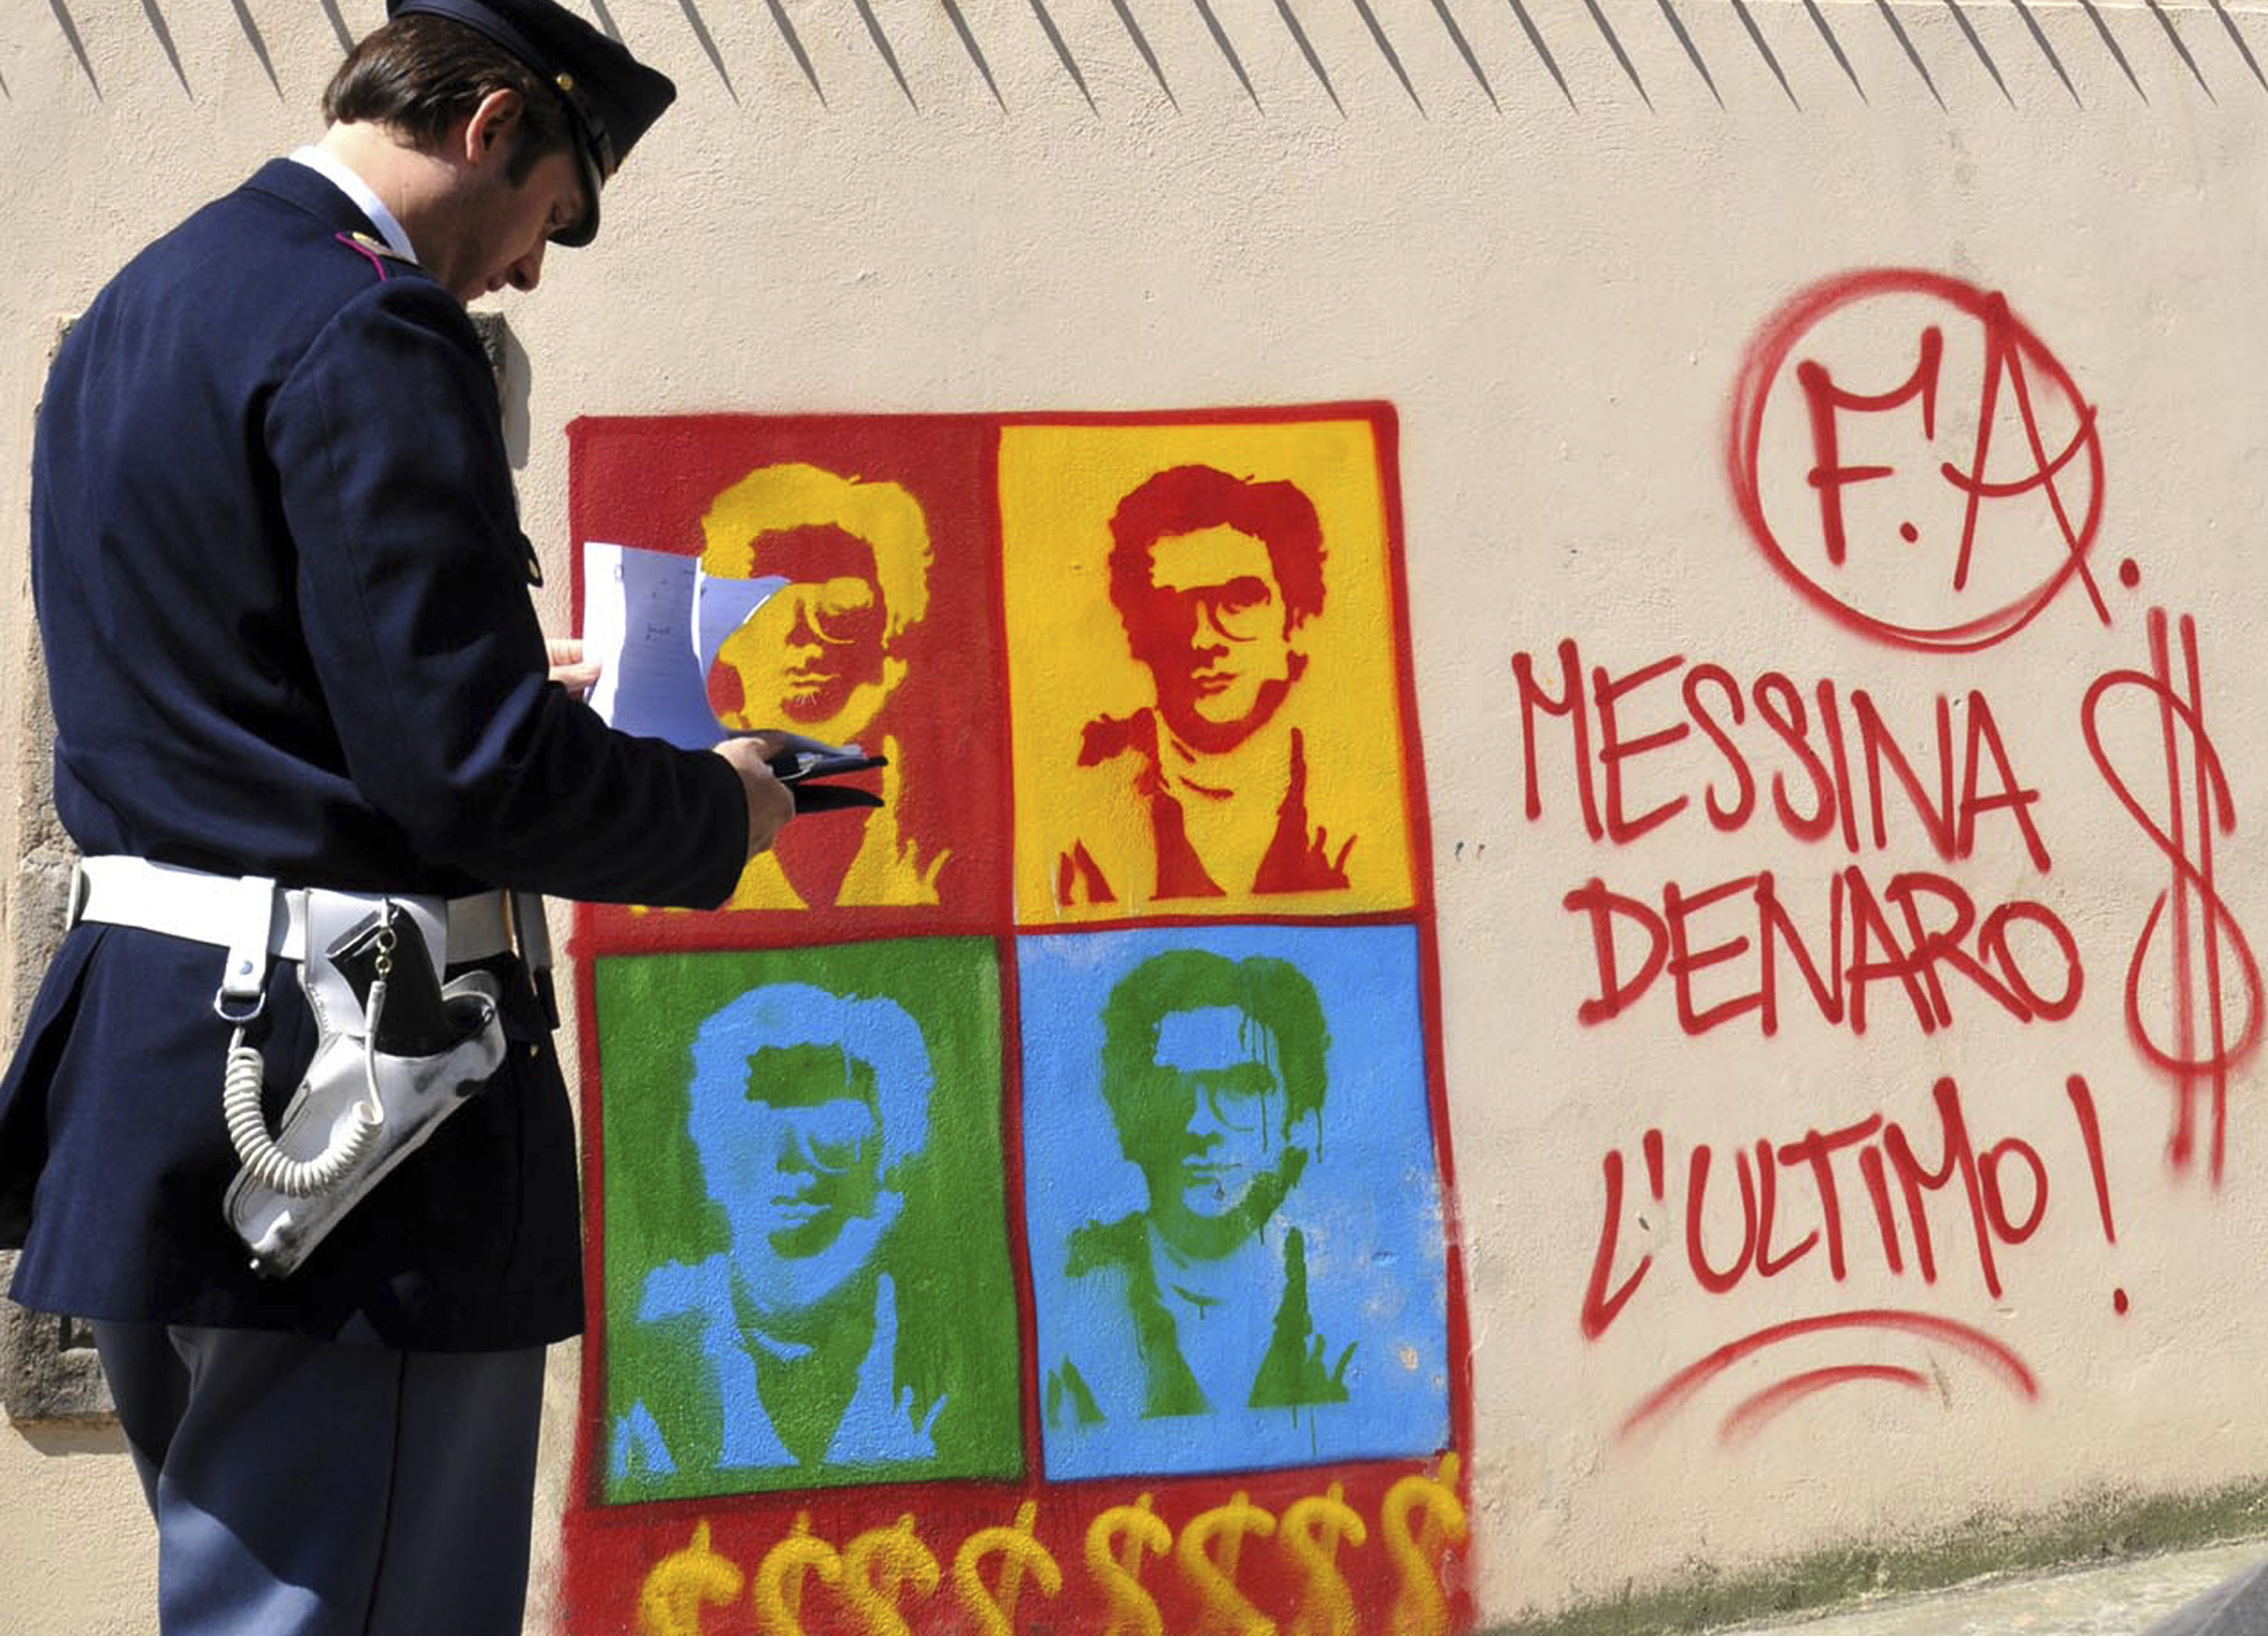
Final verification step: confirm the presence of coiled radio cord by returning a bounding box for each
[222,977,391,1199]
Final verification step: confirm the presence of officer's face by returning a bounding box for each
[429,145,585,304]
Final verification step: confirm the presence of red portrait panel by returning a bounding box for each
[570,416,1012,950]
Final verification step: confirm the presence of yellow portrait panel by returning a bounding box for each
[1001,416,1418,923]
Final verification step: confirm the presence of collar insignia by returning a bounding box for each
[334,231,414,282]
[346,231,411,262]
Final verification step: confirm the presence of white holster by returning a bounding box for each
[222,889,508,1278]
[69,857,531,1279]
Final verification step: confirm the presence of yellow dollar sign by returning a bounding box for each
[954,1501,1064,1636]
[1383,1455,1468,1636]
[1176,1491,1278,1636]
[1280,1483,1368,1636]
[754,1514,844,1636]
[1085,1493,1173,1636]
[638,1520,745,1636]
[841,1514,941,1636]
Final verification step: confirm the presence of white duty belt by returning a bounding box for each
[68,855,550,1017]
[67,856,544,1278]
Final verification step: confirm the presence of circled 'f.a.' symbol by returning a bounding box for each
[1729,269,2107,652]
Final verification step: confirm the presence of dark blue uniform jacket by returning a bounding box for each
[0,159,748,1349]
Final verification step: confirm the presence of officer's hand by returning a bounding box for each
[547,637,602,699]
[712,734,795,857]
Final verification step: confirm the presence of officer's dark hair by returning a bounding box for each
[323,15,572,185]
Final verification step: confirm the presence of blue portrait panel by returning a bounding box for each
[1020,922,1451,1480]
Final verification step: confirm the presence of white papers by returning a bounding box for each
[582,541,787,750]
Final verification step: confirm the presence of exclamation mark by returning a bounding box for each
[2067,1074,2126,1315]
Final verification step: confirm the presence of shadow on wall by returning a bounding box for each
[31,0,2268,116]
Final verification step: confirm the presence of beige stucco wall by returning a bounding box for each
[11,3,2268,1632]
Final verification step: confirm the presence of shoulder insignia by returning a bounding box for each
[333,231,412,281]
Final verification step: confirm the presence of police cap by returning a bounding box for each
[386,0,676,247]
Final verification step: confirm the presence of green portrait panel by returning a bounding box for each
[595,940,1021,1501]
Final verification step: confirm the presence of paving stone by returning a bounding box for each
[1707,1540,2268,1636]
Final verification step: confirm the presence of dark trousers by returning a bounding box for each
[93,1322,546,1636]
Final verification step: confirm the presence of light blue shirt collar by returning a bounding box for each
[288,145,419,265]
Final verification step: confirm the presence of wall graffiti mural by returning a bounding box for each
[565,406,1468,1634]
[1530,268,2263,1455]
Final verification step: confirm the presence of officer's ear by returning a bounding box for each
[460,87,525,171]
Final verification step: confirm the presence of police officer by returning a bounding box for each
[0,3,793,1631]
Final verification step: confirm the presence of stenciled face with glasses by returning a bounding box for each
[711,527,892,742]
[683,984,932,1325]
[1105,463,1328,761]
[1147,1005,1303,1250]
[1127,524,1301,752]
[701,464,933,754]
[1101,950,1331,1265]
